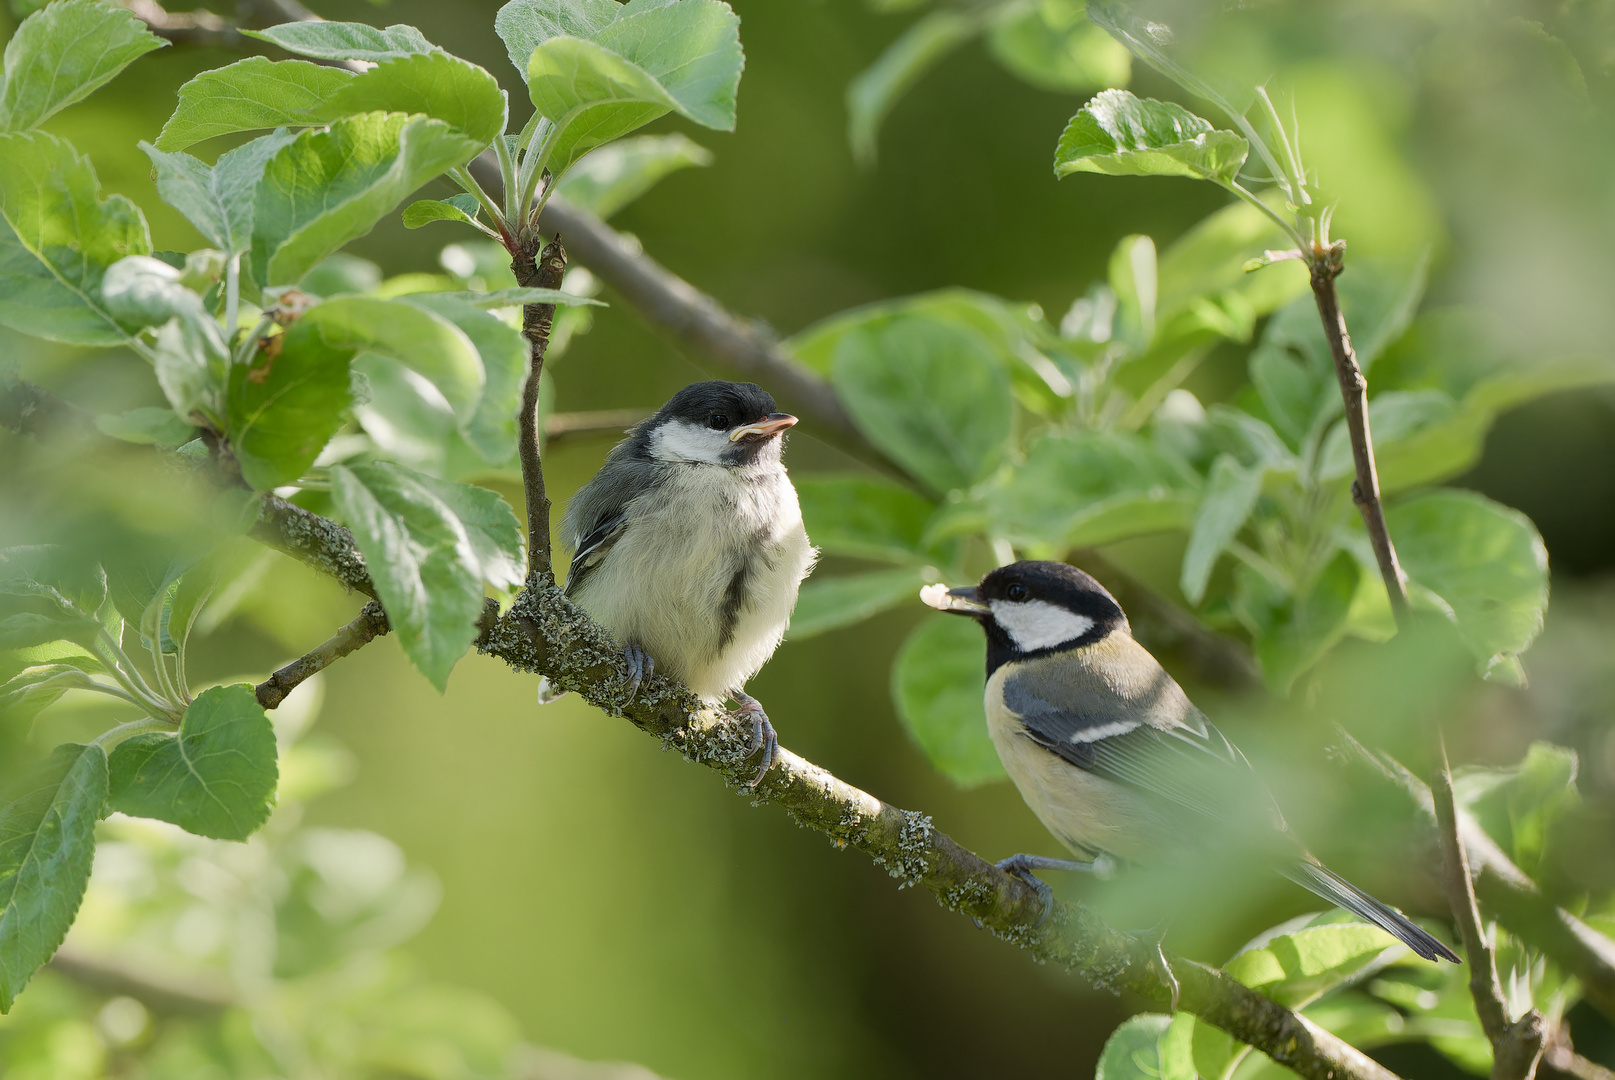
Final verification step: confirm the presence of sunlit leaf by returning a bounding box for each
[141,131,299,256]
[107,684,278,841]
[250,113,484,289]
[0,742,107,1013]
[242,20,437,63]
[324,52,506,146]
[521,0,744,174]
[891,617,1005,788]
[1245,549,1359,694]
[399,293,529,466]
[0,0,164,133]
[402,196,484,231]
[0,131,149,346]
[330,462,521,690]
[154,58,354,152]
[1054,89,1247,184]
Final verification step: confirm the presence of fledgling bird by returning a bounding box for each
[552,381,817,784]
[922,560,1459,964]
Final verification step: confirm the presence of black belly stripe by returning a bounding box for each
[716,561,750,652]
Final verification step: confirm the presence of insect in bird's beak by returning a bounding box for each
[920,583,989,615]
[729,413,798,442]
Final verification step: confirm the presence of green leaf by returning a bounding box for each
[0,742,107,1013]
[1246,549,1359,694]
[154,58,355,152]
[107,683,276,840]
[795,475,938,564]
[0,549,104,651]
[330,462,520,689]
[831,316,1013,494]
[789,288,1048,375]
[242,21,436,63]
[398,293,529,467]
[301,296,484,422]
[1095,1013,1194,1080]
[250,113,484,289]
[891,618,1005,788]
[495,0,620,77]
[1054,89,1247,184]
[141,131,299,255]
[847,9,982,167]
[431,287,605,308]
[1180,454,1262,605]
[989,430,1200,552]
[1385,490,1549,671]
[0,131,150,345]
[226,319,356,490]
[555,132,713,219]
[788,568,929,641]
[523,0,744,175]
[1226,921,1399,1009]
[402,197,484,231]
[0,665,96,725]
[324,52,506,146]
[94,407,194,448]
[986,1,1130,94]
[0,0,165,133]
[1155,199,1306,328]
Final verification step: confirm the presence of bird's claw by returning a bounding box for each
[623,644,654,702]
[995,853,1104,928]
[730,690,778,789]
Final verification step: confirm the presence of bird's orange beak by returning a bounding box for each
[729,412,798,442]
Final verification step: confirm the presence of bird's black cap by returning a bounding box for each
[655,381,778,429]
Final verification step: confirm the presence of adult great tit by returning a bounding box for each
[548,381,818,784]
[922,560,1459,964]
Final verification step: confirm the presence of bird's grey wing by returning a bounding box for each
[1002,638,1267,826]
[560,450,654,597]
[563,512,629,596]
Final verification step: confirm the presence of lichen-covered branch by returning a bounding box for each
[256,600,390,709]
[1309,253,1410,619]
[1435,744,1546,1080]
[251,494,377,600]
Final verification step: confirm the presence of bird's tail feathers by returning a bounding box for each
[1283,861,1462,964]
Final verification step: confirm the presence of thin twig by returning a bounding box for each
[512,235,568,582]
[1,380,1399,1080]
[1309,252,1410,619]
[1339,732,1615,1025]
[465,153,856,435]
[1542,1027,1615,1080]
[1434,739,1546,1080]
[256,600,390,709]
[544,408,651,444]
[121,0,239,46]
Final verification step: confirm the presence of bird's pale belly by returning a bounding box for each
[571,465,816,700]
[983,667,1175,864]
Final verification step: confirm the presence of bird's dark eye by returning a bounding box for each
[708,413,730,430]
[1006,582,1028,602]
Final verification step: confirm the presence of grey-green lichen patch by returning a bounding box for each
[940,875,996,915]
[256,495,373,596]
[871,810,932,888]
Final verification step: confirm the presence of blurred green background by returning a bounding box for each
[5,0,1615,1077]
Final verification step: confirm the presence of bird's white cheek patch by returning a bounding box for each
[992,599,1095,652]
[648,420,730,464]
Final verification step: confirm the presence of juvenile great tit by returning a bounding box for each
[548,381,817,784]
[922,560,1459,964]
